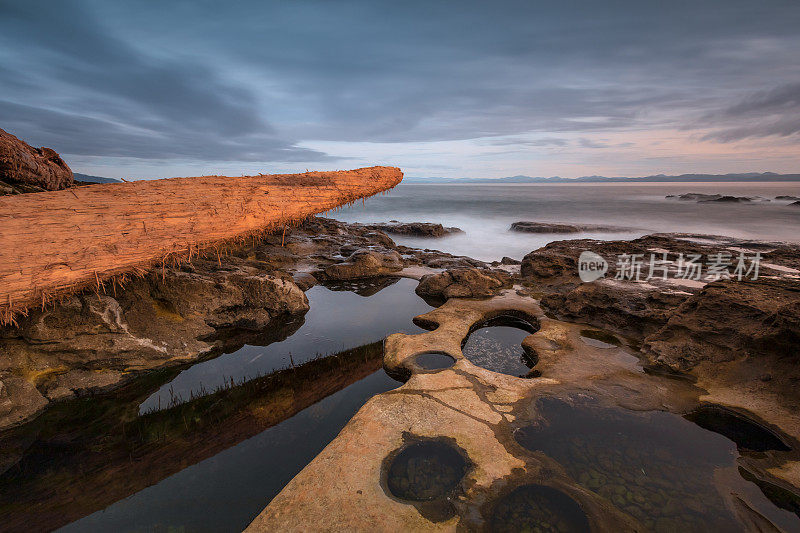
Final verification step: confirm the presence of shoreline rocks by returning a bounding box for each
[665,193,772,203]
[510,221,631,233]
[0,127,73,192]
[0,216,498,430]
[362,221,463,237]
[520,232,800,379]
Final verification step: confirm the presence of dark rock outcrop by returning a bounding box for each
[700,195,751,203]
[415,267,512,301]
[666,193,769,203]
[540,281,691,338]
[364,221,463,237]
[0,127,73,191]
[644,278,800,370]
[323,249,403,280]
[510,221,629,234]
[521,233,800,375]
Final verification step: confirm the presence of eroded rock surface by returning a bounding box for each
[323,249,403,280]
[250,291,798,531]
[645,277,800,369]
[0,217,491,430]
[0,128,73,191]
[363,221,463,237]
[415,267,512,302]
[519,232,800,472]
[510,221,630,233]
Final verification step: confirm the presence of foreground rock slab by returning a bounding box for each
[249,289,798,531]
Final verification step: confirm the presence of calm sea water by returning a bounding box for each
[334,182,800,261]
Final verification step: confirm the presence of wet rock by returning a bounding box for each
[0,127,73,191]
[0,216,412,429]
[415,267,512,301]
[667,193,768,203]
[668,193,722,201]
[363,222,463,237]
[292,272,318,291]
[700,195,751,203]
[323,249,404,280]
[0,373,48,429]
[790,201,800,207]
[510,221,628,233]
[500,256,520,265]
[776,195,800,201]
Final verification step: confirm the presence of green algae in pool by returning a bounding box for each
[461,315,538,377]
[415,352,456,370]
[386,439,469,501]
[514,398,800,532]
[488,484,590,533]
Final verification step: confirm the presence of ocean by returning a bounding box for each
[334,182,800,262]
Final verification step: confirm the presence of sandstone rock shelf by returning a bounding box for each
[0,166,403,325]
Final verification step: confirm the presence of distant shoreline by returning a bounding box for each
[404,173,800,184]
[400,180,800,186]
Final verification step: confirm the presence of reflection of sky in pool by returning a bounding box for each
[141,277,431,412]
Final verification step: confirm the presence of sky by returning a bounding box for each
[0,0,799,180]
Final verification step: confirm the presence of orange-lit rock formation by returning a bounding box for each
[0,166,402,324]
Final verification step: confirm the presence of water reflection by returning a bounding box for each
[515,397,800,532]
[0,276,430,532]
[141,277,430,412]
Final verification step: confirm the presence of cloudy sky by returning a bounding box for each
[1,0,798,179]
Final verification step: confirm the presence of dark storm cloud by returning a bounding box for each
[0,0,332,162]
[0,0,799,166]
[701,83,800,142]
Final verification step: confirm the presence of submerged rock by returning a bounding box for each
[0,127,73,191]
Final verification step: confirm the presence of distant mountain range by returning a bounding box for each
[71,171,800,185]
[74,173,122,183]
[404,172,800,183]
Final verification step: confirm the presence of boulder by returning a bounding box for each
[0,127,73,190]
[323,249,404,280]
[415,267,512,301]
